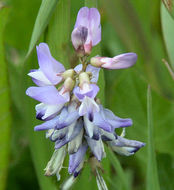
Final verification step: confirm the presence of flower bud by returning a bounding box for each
[71,26,88,57]
[90,53,137,70]
[68,128,84,154]
[63,77,75,93]
[44,146,66,178]
[62,69,75,80]
[90,57,103,67]
[79,72,90,87]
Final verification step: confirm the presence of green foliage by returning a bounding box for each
[0,6,11,190]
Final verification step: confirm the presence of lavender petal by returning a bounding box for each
[73,84,99,101]
[101,53,137,70]
[34,116,59,131]
[26,86,68,104]
[56,105,79,129]
[36,43,65,85]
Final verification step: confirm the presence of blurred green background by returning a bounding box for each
[1,0,174,189]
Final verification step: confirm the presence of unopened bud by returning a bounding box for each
[90,57,103,67]
[79,72,90,87]
[62,69,74,80]
[63,77,75,93]
[71,26,88,56]
[44,147,66,177]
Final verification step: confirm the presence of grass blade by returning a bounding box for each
[0,6,11,190]
[26,0,59,58]
[146,86,160,190]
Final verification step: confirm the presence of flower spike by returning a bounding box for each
[26,6,145,190]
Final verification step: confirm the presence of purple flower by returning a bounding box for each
[73,70,100,120]
[68,128,84,154]
[93,105,132,132]
[72,7,101,54]
[73,84,99,101]
[108,135,145,156]
[90,53,137,70]
[68,143,88,176]
[85,136,105,161]
[79,96,100,121]
[28,43,65,86]
[54,119,83,149]
[35,101,79,130]
[26,86,70,120]
[84,115,100,139]
[35,103,63,121]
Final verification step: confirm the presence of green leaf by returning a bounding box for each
[146,86,160,190]
[0,6,11,190]
[26,0,59,58]
[162,0,174,19]
[161,3,174,69]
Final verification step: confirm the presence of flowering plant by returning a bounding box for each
[26,7,144,189]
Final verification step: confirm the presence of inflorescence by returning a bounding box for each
[26,7,145,189]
